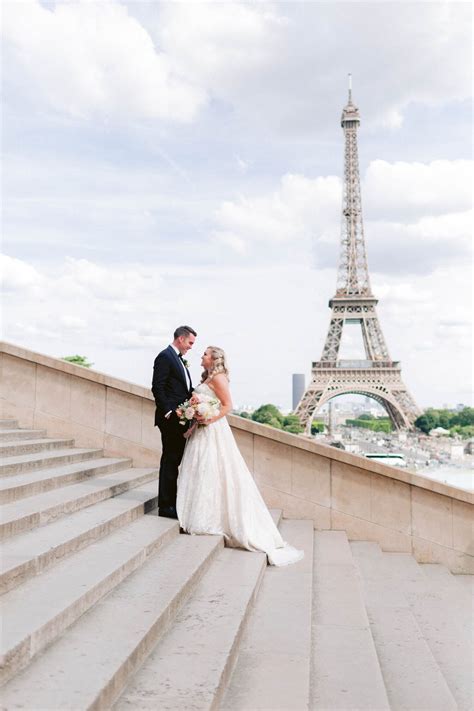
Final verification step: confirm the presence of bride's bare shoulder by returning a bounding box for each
[209,373,230,392]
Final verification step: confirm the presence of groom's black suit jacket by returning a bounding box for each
[152,345,193,425]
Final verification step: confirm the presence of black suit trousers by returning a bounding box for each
[157,413,186,510]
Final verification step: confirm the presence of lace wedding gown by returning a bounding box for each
[176,383,304,566]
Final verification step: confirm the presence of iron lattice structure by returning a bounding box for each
[296,79,420,431]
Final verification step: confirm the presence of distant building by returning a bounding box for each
[292,374,305,411]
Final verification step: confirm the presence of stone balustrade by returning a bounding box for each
[1,340,472,573]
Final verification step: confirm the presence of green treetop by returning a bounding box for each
[62,355,94,368]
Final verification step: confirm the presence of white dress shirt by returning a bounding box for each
[170,344,192,390]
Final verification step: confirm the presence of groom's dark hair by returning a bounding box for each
[174,325,197,339]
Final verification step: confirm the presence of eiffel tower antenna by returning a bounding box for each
[295,80,420,431]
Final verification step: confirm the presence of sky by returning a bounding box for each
[1,0,472,411]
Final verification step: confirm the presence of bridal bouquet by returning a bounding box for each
[177,392,220,437]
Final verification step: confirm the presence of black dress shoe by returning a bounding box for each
[158,507,178,520]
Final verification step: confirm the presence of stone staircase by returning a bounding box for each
[0,419,472,710]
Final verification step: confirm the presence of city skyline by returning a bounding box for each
[2,1,472,410]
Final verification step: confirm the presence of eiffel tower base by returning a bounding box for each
[296,362,421,432]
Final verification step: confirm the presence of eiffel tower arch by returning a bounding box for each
[295,77,420,431]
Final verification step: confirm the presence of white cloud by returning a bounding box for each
[155,0,471,132]
[2,0,206,121]
[364,160,472,218]
[209,160,472,274]
[58,315,87,331]
[370,265,472,405]
[213,232,248,256]
[364,210,472,275]
[1,254,42,290]
[56,258,164,301]
[2,256,171,347]
[334,2,471,130]
[158,1,285,94]
[212,173,341,257]
[4,2,470,131]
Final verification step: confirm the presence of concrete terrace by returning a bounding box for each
[0,341,472,710]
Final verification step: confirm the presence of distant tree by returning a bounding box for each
[449,425,474,439]
[415,407,474,436]
[251,404,284,427]
[282,414,304,434]
[267,417,284,429]
[346,418,371,430]
[372,420,392,433]
[238,411,250,419]
[345,417,393,433]
[249,404,307,434]
[358,413,373,420]
[437,409,452,430]
[452,407,474,427]
[414,410,439,434]
[311,421,325,435]
[62,355,94,368]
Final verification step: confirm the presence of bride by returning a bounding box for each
[176,346,304,567]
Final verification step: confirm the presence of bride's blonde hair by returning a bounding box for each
[201,346,230,382]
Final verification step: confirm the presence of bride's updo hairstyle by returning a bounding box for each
[202,346,230,383]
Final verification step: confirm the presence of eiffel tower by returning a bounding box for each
[296,77,420,431]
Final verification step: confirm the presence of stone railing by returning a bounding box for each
[1,341,472,573]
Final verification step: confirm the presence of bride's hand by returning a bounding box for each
[195,414,217,425]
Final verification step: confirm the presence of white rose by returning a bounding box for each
[185,407,195,420]
[197,402,211,416]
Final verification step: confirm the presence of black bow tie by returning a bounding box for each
[178,353,183,360]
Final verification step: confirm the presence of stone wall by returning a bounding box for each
[1,341,472,573]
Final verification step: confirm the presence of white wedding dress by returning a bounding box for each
[177,383,304,566]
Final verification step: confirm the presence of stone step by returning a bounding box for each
[308,531,389,711]
[454,574,474,595]
[114,512,282,711]
[0,429,47,442]
[351,541,457,711]
[0,481,158,594]
[0,420,18,429]
[222,519,314,711]
[386,553,473,711]
[0,532,223,708]
[0,514,180,685]
[0,455,132,504]
[0,446,103,477]
[0,466,155,540]
[116,546,267,710]
[0,438,76,459]
[421,563,473,607]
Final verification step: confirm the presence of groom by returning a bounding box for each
[152,325,197,519]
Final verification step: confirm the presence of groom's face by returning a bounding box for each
[178,334,196,355]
